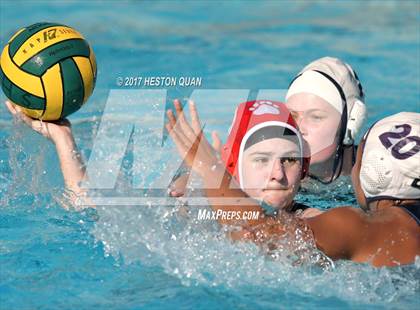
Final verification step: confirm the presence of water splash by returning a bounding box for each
[89,127,420,305]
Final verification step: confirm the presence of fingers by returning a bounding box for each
[16,108,37,128]
[168,173,189,197]
[188,126,208,166]
[189,100,202,133]
[166,109,189,147]
[5,100,31,124]
[166,99,219,175]
[174,99,198,141]
[5,100,17,115]
[5,100,31,127]
[165,118,189,160]
[166,112,203,169]
[187,100,215,157]
[167,105,200,166]
[5,100,51,138]
[211,131,222,153]
[173,99,188,125]
[186,101,215,155]
[167,99,204,150]
[169,190,184,197]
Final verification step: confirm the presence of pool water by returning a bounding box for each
[1,1,419,309]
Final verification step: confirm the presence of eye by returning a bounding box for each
[308,113,326,121]
[253,157,269,164]
[280,157,299,165]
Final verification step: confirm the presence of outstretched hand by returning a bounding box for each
[165,99,222,177]
[5,100,89,207]
[5,100,72,142]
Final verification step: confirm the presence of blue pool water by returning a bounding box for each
[1,1,419,309]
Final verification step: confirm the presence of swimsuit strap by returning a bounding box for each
[398,202,420,226]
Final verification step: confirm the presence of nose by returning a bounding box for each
[292,112,307,136]
[269,158,285,182]
[297,117,309,136]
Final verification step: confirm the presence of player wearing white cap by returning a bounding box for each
[168,57,366,196]
[353,112,420,222]
[286,57,367,184]
[243,112,420,266]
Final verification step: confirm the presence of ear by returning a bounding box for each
[343,100,367,145]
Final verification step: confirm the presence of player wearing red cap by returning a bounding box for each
[166,99,322,224]
[167,105,420,267]
[219,100,318,216]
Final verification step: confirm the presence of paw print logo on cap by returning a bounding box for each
[249,100,280,115]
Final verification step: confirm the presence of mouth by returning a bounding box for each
[263,187,289,191]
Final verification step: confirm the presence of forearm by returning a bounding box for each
[53,130,86,195]
[5,101,88,207]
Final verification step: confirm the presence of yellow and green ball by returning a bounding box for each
[0,22,97,120]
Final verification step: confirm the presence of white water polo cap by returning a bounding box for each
[286,57,366,145]
[360,112,420,202]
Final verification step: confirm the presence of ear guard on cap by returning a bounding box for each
[343,99,367,146]
[359,149,393,197]
[343,65,366,146]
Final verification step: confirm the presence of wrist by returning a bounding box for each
[49,125,74,144]
[201,162,236,192]
[200,161,225,179]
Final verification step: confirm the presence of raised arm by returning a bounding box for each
[5,101,87,203]
[165,99,266,226]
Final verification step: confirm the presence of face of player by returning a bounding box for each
[241,138,302,210]
[286,93,342,165]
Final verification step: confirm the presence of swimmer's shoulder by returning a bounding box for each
[353,207,420,266]
[303,206,366,260]
[306,206,420,265]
